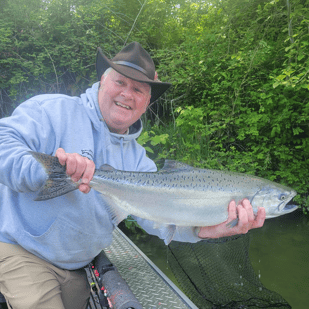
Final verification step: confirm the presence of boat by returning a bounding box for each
[0,227,197,309]
[87,227,198,309]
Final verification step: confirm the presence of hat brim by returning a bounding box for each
[96,47,171,103]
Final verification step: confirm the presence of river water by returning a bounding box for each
[121,209,309,309]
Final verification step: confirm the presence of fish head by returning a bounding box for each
[251,183,298,219]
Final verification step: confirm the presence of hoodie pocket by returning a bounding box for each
[19,216,109,268]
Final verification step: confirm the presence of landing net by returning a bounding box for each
[168,234,291,309]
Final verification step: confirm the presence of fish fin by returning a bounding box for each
[226,218,239,228]
[159,160,194,173]
[29,151,78,201]
[101,195,129,226]
[161,225,176,245]
[98,164,116,172]
[30,151,66,174]
[159,224,176,245]
[149,221,176,244]
[152,222,161,229]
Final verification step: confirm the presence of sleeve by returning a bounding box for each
[0,99,55,192]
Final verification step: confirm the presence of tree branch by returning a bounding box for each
[124,0,147,46]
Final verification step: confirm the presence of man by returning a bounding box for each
[0,42,266,309]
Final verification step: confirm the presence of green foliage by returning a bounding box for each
[122,216,146,234]
[0,0,151,117]
[139,0,309,214]
[1,0,308,214]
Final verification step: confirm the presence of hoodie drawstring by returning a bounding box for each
[120,138,125,170]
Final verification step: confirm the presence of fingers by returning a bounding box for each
[253,207,266,228]
[228,200,237,221]
[55,148,67,165]
[227,198,265,234]
[55,148,95,193]
[237,199,265,233]
[78,183,92,194]
[237,204,249,233]
[66,154,86,182]
[225,200,238,227]
[242,198,255,222]
[198,199,265,240]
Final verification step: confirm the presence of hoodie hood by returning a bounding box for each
[80,82,143,141]
[0,83,159,270]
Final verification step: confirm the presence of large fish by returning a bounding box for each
[30,151,298,235]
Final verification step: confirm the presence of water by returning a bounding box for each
[249,209,309,309]
[121,209,309,309]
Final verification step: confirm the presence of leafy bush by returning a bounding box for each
[139,0,309,213]
[1,0,308,213]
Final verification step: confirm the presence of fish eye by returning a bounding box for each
[279,194,286,201]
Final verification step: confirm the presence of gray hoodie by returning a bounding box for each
[0,82,200,270]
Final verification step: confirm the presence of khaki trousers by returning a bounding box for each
[0,242,90,309]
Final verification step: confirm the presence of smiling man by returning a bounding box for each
[0,42,265,309]
[98,68,151,134]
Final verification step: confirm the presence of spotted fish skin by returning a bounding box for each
[30,151,298,228]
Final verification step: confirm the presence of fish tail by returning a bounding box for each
[29,151,78,201]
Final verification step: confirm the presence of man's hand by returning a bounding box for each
[55,148,95,194]
[197,199,266,239]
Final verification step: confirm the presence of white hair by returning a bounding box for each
[101,67,151,96]
[103,67,113,78]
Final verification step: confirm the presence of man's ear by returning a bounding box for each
[99,74,105,87]
[143,97,151,113]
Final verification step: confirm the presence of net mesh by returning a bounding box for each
[168,234,291,309]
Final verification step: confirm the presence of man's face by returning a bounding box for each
[98,69,151,134]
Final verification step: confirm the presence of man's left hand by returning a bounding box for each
[197,199,266,239]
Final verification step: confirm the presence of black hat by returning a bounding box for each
[96,42,172,103]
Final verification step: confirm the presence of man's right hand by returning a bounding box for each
[55,148,95,194]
